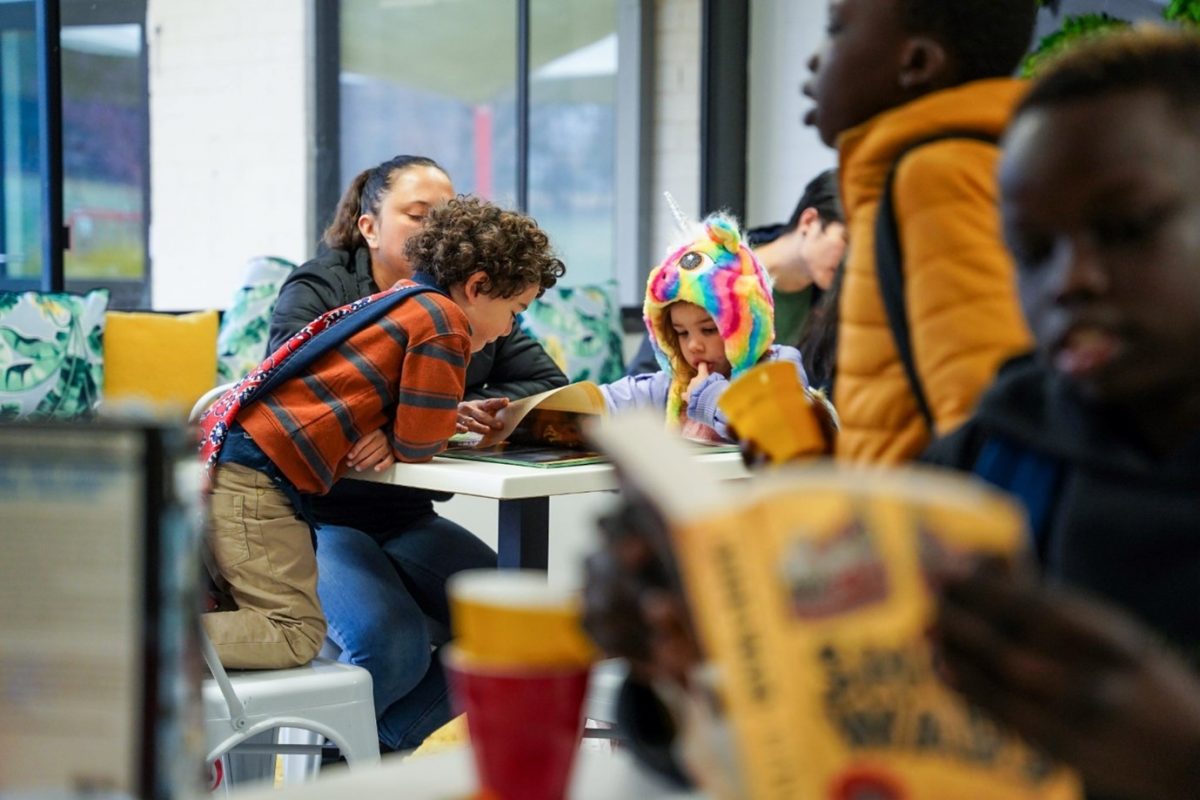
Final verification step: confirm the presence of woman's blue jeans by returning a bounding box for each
[314,513,496,751]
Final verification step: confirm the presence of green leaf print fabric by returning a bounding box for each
[217,256,297,382]
[0,289,109,419]
[519,282,625,384]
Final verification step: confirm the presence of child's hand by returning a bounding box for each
[346,428,395,472]
[457,397,509,434]
[683,362,710,405]
[933,564,1200,800]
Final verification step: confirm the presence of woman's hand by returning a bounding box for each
[933,564,1200,800]
[457,397,509,434]
[345,428,395,472]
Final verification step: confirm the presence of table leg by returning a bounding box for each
[497,497,549,570]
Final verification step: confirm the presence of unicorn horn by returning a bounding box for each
[663,191,693,236]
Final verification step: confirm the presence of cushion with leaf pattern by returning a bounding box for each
[0,288,109,419]
[519,281,625,384]
[217,256,297,382]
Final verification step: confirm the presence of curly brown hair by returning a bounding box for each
[405,195,566,298]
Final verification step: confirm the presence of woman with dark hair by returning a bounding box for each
[268,155,567,752]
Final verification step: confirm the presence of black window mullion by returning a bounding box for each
[35,0,65,293]
[516,0,530,212]
[699,0,749,221]
[313,0,341,242]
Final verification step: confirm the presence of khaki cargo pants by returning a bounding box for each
[202,462,327,669]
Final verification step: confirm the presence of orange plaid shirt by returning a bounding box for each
[238,288,471,494]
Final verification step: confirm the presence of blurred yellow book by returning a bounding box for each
[589,412,1080,800]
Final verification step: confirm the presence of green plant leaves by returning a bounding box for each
[1165,0,1200,25]
[0,289,107,418]
[1021,13,1130,78]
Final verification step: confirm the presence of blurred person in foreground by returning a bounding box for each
[927,25,1200,800]
[586,24,1200,798]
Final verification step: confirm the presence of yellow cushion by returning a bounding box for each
[103,310,219,416]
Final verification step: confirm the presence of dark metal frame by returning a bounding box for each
[3,0,152,304]
[515,0,530,212]
[312,0,341,240]
[616,0,655,309]
[497,497,550,569]
[699,0,749,222]
[35,0,64,292]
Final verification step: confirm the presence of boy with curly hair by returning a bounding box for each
[198,196,564,669]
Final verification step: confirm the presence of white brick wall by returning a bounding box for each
[147,0,312,310]
[650,0,701,261]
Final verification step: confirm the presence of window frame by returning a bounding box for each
[1,0,152,309]
[315,0,655,314]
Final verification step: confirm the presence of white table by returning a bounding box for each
[230,744,704,800]
[351,452,748,569]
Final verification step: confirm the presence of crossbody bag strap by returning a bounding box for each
[874,131,999,432]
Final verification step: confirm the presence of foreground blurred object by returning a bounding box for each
[585,411,1080,799]
[0,421,204,799]
[935,566,1200,800]
[718,360,837,464]
[445,570,595,800]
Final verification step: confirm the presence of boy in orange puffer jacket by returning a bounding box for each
[804,0,1036,463]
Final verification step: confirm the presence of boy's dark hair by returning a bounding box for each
[323,155,446,251]
[1017,25,1200,120]
[405,195,566,298]
[784,169,843,230]
[901,0,1039,82]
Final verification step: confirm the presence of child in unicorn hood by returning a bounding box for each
[600,210,808,443]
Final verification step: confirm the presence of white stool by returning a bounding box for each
[201,633,381,770]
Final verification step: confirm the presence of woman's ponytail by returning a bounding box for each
[322,169,372,251]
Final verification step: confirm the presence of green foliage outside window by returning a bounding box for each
[1165,0,1200,26]
[1021,12,1129,78]
[1023,0,1200,78]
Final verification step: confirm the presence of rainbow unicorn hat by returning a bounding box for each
[643,208,775,423]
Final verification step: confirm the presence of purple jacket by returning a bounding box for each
[599,344,807,442]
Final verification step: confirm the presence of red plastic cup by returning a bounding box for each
[443,645,591,800]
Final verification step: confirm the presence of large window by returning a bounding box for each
[0,0,148,307]
[338,0,520,207]
[528,0,617,288]
[333,0,629,290]
[0,0,39,288]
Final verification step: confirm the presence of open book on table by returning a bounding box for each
[441,382,739,468]
[439,382,610,468]
[587,411,1081,800]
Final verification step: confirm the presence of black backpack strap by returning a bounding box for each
[874,131,999,432]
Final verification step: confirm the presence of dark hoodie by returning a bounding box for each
[924,355,1200,660]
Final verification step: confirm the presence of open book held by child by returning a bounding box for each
[587,411,1080,800]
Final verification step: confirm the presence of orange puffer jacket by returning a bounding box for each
[833,78,1034,465]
